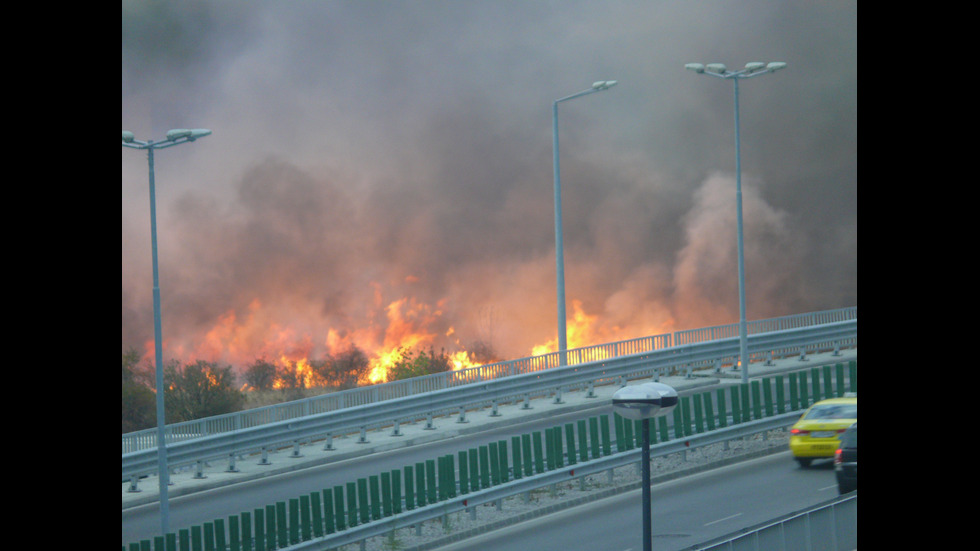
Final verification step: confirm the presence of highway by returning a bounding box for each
[435,451,840,551]
[122,350,855,547]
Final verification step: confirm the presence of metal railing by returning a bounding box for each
[122,307,856,454]
[122,314,856,484]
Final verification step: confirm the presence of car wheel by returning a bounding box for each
[795,457,813,468]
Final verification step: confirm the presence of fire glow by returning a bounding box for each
[142,290,665,390]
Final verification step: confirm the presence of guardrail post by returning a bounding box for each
[323,432,334,451]
[553,386,564,404]
[195,460,207,479]
[522,393,533,410]
[358,426,369,443]
[391,420,402,436]
[259,447,270,466]
[456,406,468,423]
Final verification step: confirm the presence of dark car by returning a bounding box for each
[834,422,857,493]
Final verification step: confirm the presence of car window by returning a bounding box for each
[803,403,857,420]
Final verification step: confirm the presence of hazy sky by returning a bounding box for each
[122,0,856,369]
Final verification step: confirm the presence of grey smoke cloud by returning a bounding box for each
[122,1,856,367]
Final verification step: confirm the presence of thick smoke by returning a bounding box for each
[122,1,856,369]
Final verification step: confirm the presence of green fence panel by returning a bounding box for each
[391,469,402,514]
[215,518,228,550]
[613,414,625,452]
[522,433,533,475]
[799,371,809,408]
[415,462,427,508]
[751,381,762,420]
[511,436,523,479]
[692,394,703,433]
[683,396,694,436]
[179,528,191,551]
[288,499,300,545]
[345,481,358,527]
[202,522,214,551]
[190,525,202,551]
[849,361,857,393]
[740,384,751,422]
[299,495,312,541]
[599,415,612,456]
[311,491,324,538]
[381,471,393,518]
[788,372,799,410]
[564,424,577,465]
[251,510,264,551]
[477,446,490,489]
[498,440,509,483]
[732,385,743,424]
[544,429,555,469]
[240,511,253,551]
[403,465,415,510]
[716,389,728,428]
[488,441,501,485]
[704,392,715,431]
[426,459,438,504]
[458,450,470,493]
[811,368,821,403]
[762,378,774,417]
[671,407,683,439]
[775,375,785,414]
[333,485,346,531]
[532,431,545,473]
[265,504,277,550]
[576,419,588,461]
[369,475,381,520]
[587,417,599,458]
[356,478,369,525]
[275,502,288,549]
[835,363,845,397]
[227,516,241,551]
[822,365,833,400]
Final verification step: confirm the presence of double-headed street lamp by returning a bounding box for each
[552,80,618,365]
[684,62,786,384]
[122,128,211,537]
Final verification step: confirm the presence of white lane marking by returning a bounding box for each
[704,512,743,526]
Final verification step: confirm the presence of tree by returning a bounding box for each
[122,347,156,433]
[164,359,245,423]
[328,345,370,389]
[244,358,277,391]
[386,347,453,382]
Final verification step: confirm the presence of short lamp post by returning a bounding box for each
[612,382,679,551]
[684,61,786,384]
[122,128,211,537]
[552,80,618,365]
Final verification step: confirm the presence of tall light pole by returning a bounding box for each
[552,80,617,365]
[122,128,212,537]
[684,62,786,384]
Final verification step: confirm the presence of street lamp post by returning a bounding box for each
[612,382,679,551]
[684,62,786,384]
[122,128,212,537]
[552,80,617,365]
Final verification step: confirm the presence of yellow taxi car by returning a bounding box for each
[789,394,857,468]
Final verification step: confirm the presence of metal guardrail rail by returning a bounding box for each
[122,317,856,483]
[122,307,856,454]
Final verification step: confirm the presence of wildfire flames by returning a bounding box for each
[143,290,670,390]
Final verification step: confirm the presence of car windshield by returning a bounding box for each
[803,403,857,420]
